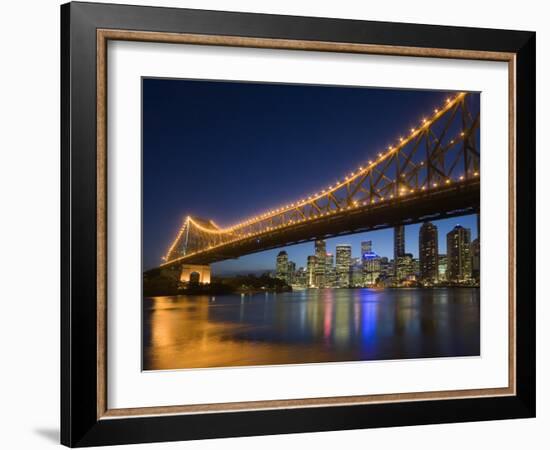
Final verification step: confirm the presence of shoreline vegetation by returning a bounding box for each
[143,269,479,297]
[143,270,292,297]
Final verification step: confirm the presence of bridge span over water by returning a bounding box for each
[156,92,480,281]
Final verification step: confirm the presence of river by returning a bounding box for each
[143,287,480,370]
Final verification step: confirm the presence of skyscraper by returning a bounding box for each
[275,251,289,282]
[314,240,327,287]
[419,222,439,283]
[412,258,420,278]
[325,252,334,270]
[394,225,405,275]
[294,267,307,287]
[325,253,336,287]
[335,245,352,288]
[287,260,296,284]
[396,253,414,281]
[438,254,448,282]
[379,257,391,277]
[306,255,317,287]
[362,242,381,286]
[364,254,381,285]
[446,225,472,282]
[351,262,364,287]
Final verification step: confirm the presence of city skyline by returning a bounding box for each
[271,219,478,289]
[211,214,477,275]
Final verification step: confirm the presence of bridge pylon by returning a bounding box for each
[160,263,211,285]
[179,264,211,284]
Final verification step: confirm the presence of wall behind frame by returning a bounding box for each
[0,0,545,449]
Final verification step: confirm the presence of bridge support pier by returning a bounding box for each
[179,264,211,284]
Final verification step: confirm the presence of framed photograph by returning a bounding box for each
[61,2,536,447]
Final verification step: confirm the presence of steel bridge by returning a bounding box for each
[159,92,480,272]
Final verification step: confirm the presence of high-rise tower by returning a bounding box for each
[314,240,327,287]
[394,225,405,275]
[419,222,439,283]
[275,251,289,282]
[335,245,352,288]
[446,225,472,282]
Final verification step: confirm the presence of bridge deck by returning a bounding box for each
[158,179,479,268]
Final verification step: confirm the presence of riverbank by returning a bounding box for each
[143,270,292,297]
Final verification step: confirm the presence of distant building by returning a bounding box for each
[363,248,381,286]
[394,225,405,275]
[379,257,391,277]
[287,260,296,284]
[275,251,289,283]
[438,254,447,282]
[314,240,327,287]
[388,259,395,277]
[412,258,420,278]
[294,267,307,287]
[471,238,480,282]
[306,255,317,287]
[325,253,336,287]
[336,245,352,287]
[351,262,364,287]
[361,241,372,255]
[419,222,439,283]
[446,225,472,282]
[396,253,414,281]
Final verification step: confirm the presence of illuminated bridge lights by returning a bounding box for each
[165,183,476,263]
[162,92,478,264]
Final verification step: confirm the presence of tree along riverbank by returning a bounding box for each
[143,270,291,297]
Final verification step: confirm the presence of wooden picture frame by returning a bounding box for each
[61,1,535,446]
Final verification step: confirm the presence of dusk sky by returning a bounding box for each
[143,79,479,274]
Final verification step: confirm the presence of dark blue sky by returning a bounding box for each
[143,79,479,273]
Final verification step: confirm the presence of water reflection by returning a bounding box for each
[143,288,480,370]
